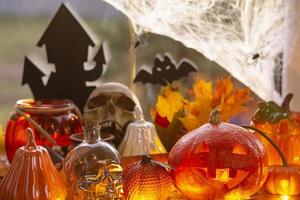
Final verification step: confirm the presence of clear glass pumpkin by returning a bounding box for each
[63,121,123,200]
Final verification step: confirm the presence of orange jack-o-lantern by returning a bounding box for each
[169,109,268,200]
[253,93,300,165]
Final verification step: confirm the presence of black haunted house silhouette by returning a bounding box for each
[22,3,107,112]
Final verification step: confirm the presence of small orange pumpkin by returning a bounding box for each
[169,109,268,200]
[0,128,66,200]
[264,165,300,196]
[122,155,172,200]
[252,93,300,165]
[244,126,300,196]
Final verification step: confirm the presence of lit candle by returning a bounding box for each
[280,195,290,200]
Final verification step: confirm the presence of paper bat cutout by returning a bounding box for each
[22,3,108,112]
[134,54,197,86]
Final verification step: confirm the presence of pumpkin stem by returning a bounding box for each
[209,109,221,125]
[141,155,152,164]
[242,126,289,167]
[25,128,37,148]
[281,93,293,113]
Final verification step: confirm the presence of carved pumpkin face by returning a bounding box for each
[169,110,268,200]
[253,94,300,165]
[263,165,300,196]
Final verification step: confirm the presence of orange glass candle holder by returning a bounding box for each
[255,122,300,165]
[5,99,82,162]
[252,94,300,165]
[123,155,172,200]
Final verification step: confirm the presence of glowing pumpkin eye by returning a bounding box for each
[232,144,248,155]
[194,142,209,154]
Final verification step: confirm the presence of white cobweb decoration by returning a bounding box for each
[102,0,284,101]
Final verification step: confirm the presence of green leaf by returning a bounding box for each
[155,111,186,151]
[253,101,289,124]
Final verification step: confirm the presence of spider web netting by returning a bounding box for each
[102,0,284,101]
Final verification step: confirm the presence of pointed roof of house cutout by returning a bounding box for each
[22,57,45,85]
[37,3,98,48]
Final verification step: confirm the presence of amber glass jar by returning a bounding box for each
[5,99,83,162]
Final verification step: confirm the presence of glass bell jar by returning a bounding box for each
[63,120,123,200]
[5,99,83,162]
[118,109,166,157]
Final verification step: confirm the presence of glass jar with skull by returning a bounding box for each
[63,120,123,200]
[84,82,141,147]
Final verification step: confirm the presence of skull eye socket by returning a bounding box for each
[115,96,136,111]
[87,95,110,109]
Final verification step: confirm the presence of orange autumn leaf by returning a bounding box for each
[211,77,233,108]
[218,88,250,121]
[212,77,250,121]
[181,77,250,131]
[153,86,186,123]
[182,80,213,128]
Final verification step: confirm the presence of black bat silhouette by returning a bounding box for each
[134,54,197,86]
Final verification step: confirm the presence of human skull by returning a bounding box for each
[84,82,141,146]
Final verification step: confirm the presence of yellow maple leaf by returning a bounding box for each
[180,80,213,131]
[155,86,185,122]
[181,77,250,131]
[180,114,203,132]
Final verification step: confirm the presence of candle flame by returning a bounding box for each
[280,195,290,200]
